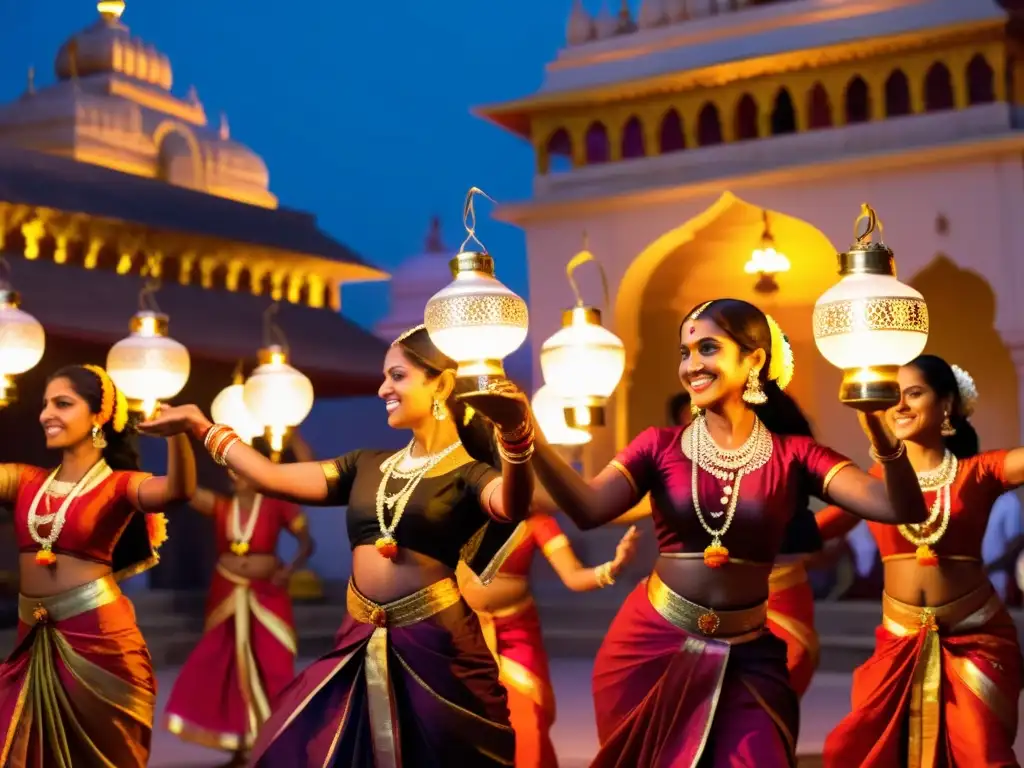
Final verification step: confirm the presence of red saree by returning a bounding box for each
[823,586,1021,766]
[165,494,303,752]
[593,572,797,767]
[766,562,818,698]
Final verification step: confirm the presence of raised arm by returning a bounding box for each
[0,465,26,504]
[1000,447,1024,488]
[135,434,197,511]
[137,405,337,505]
[815,413,928,526]
[816,505,861,540]
[542,519,640,591]
[189,487,220,516]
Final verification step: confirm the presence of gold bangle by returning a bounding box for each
[869,441,906,464]
[500,418,534,445]
[498,442,534,465]
[216,436,241,466]
[595,562,616,588]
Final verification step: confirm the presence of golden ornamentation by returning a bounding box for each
[370,606,388,628]
[423,294,529,331]
[919,608,938,633]
[742,367,766,405]
[28,461,110,567]
[229,494,262,558]
[697,611,720,636]
[812,296,929,339]
[32,604,47,623]
[897,450,957,566]
[392,324,425,346]
[34,549,56,567]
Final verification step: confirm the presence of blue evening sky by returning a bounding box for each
[0,0,599,329]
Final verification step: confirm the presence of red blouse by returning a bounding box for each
[497,513,569,577]
[817,450,1011,561]
[8,464,151,566]
[611,426,852,563]
[211,493,305,556]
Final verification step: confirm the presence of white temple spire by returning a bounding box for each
[567,0,596,46]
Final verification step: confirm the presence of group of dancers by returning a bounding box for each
[0,296,1018,766]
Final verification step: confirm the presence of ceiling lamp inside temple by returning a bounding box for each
[813,204,929,409]
[0,265,45,408]
[531,385,592,447]
[744,210,791,294]
[540,239,625,429]
[242,304,314,459]
[106,285,191,419]
[210,363,260,444]
[424,188,529,384]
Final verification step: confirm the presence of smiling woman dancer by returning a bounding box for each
[164,440,315,767]
[524,299,928,766]
[139,324,535,767]
[817,355,1024,767]
[0,364,195,767]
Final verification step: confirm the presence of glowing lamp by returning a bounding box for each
[531,385,591,446]
[97,1,125,21]
[243,345,314,456]
[0,288,45,407]
[106,311,190,418]
[424,188,528,384]
[211,366,259,444]
[812,204,928,409]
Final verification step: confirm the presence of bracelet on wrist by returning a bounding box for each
[869,440,906,463]
[595,561,616,588]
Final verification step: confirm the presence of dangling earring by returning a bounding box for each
[689,402,701,417]
[431,398,447,421]
[91,424,107,449]
[742,368,767,405]
[940,411,956,437]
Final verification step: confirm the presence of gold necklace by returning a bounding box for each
[897,450,957,566]
[373,439,462,560]
[229,494,262,556]
[27,460,110,567]
[684,416,773,568]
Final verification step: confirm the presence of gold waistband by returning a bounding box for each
[882,584,1002,636]
[347,578,462,629]
[215,562,253,587]
[769,561,808,589]
[19,575,121,625]
[882,553,980,563]
[659,552,768,566]
[647,571,766,643]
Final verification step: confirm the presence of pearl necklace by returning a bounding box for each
[898,450,958,566]
[373,439,462,560]
[229,494,262,556]
[683,415,773,568]
[28,460,110,567]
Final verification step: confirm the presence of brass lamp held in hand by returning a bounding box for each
[812,204,929,409]
[424,188,529,388]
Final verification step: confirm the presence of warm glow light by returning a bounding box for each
[243,345,314,449]
[97,1,125,20]
[744,245,790,276]
[531,385,591,447]
[0,290,45,406]
[211,382,259,444]
[540,307,625,427]
[424,251,528,380]
[106,311,190,417]
[813,204,928,406]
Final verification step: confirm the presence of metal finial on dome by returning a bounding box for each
[97,1,125,21]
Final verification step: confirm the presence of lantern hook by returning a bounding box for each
[566,231,611,310]
[853,203,885,246]
[137,279,162,313]
[460,187,496,253]
[262,301,289,352]
[0,256,12,291]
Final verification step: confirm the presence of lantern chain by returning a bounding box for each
[137,279,162,313]
[263,301,289,351]
[0,256,11,291]
[566,231,611,310]
[460,186,496,253]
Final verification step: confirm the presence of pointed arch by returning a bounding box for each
[734,94,758,140]
[585,121,610,164]
[545,127,573,173]
[771,88,797,135]
[885,70,911,117]
[621,115,646,159]
[697,103,722,146]
[845,76,870,124]
[659,109,685,153]
[925,62,954,112]
[806,83,832,129]
[967,54,995,105]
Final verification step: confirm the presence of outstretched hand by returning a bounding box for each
[611,525,641,576]
[137,404,211,439]
[456,379,531,436]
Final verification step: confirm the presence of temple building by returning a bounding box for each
[0,1,389,590]
[477,0,1024,469]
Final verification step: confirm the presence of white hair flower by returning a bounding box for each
[950,364,978,418]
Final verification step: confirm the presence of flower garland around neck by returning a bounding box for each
[230,493,262,556]
[28,460,110,566]
[374,438,462,560]
[897,449,958,566]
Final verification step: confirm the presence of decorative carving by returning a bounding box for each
[21,220,46,261]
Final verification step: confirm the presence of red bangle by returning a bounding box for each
[192,422,214,442]
[500,435,535,453]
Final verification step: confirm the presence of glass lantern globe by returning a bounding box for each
[531,385,592,447]
[424,250,529,384]
[540,306,625,428]
[211,377,260,445]
[243,345,314,455]
[106,311,190,418]
[0,289,45,406]
[812,205,928,408]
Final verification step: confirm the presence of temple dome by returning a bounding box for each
[54,1,172,90]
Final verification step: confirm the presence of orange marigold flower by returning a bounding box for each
[147,513,169,551]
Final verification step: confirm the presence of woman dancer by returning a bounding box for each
[139,324,534,767]
[525,299,928,766]
[458,513,640,768]
[818,355,1023,766]
[0,364,195,766]
[164,447,314,766]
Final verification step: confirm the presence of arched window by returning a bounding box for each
[845,76,870,124]
[807,83,832,129]
[924,63,954,112]
[546,128,573,173]
[585,121,610,164]
[885,70,911,117]
[621,116,645,159]
[698,103,723,146]
[735,94,758,140]
[967,54,995,105]
[771,88,797,135]
[659,109,686,153]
